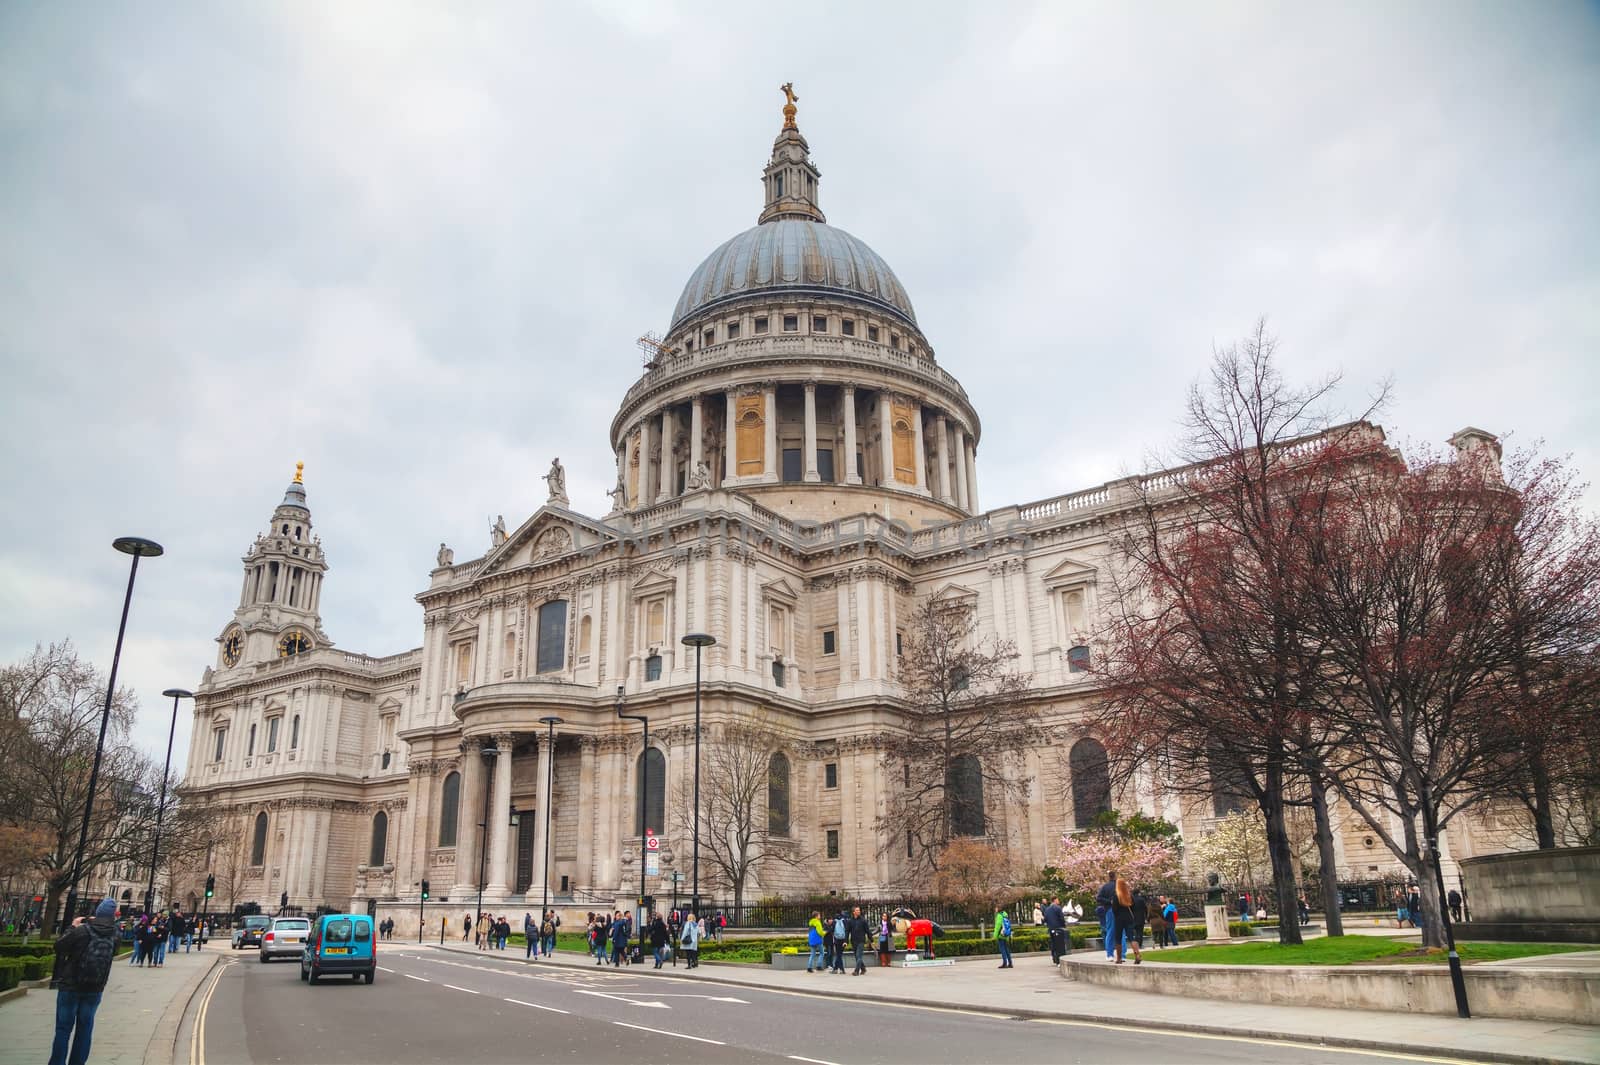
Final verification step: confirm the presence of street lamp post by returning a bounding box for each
[615,687,649,960]
[538,716,562,938]
[144,688,193,917]
[680,633,716,922]
[61,536,163,931]
[473,741,502,947]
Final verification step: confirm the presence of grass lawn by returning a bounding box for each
[1157,936,1592,966]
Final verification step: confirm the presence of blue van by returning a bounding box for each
[300,913,376,984]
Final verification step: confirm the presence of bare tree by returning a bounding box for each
[933,838,1017,934]
[1092,323,1385,941]
[671,713,808,913]
[879,596,1034,880]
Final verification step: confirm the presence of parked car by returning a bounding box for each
[233,915,273,950]
[301,913,376,985]
[259,916,311,962]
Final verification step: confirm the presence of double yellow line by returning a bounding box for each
[188,959,230,1065]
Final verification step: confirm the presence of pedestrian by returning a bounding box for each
[993,907,1014,969]
[1406,887,1423,931]
[1032,901,1044,926]
[1112,878,1141,965]
[152,914,168,967]
[463,912,473,942]
[1160,896,1180,947]
[680,910,701,968]
[524,912,537,958]
[1042,895,1067,964]
[806,911,825,972]
[1447,888,1463,924]
[609,911,629,967]
[847,906,870,975]
[50,898,118,1065]
[1393,891,1409,928]
[542,909,559,957]
[716,910,727,942]
[828,911,847,973]
[1095,870,1119,959]
[1129,888,1149,955]
[877,912,892,969]
[648,911,669,968]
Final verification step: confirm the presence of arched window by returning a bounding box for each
[290,714,300,750]
[1070,738,1112,829]
[369,811,388,867]
[947,754,985,836]
[767,752,791,836]
[536,600,568,674]
[250,811,269,866]
[438,771,461,847]
[635,748,665,836]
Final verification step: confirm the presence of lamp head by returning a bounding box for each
[539,715,563,727]
[480,744,501,762]
[113,536,164,558]
[162,688,195,700]
[680,632,716,649]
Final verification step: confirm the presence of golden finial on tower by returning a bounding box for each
[293,461,304,484]
[780,82,798,130]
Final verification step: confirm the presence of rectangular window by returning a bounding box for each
[704,328,715,347]
[896,631,904,657]
[267,717,280,753]
[867,324,880,342]
[821,629,836,656]
[536,600,568,673]
[1067,645,1092,673]
[647,598,666,646]
[783,314,798,332]
[781,448,802,483]
[645,654,662,682]
[824,762,838,789]
[826,829,839,859]
[841,319,855,336]
[891,334,901,350]
[816,448,835,482]
[684,336,694,352]
[247,723,256,757]
[754,316,769,334]
[213,728,226,762]
[812,316,827,333]
[727,321,741,340]
[455,642,473,686]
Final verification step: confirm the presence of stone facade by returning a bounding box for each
[174,98,1512,915]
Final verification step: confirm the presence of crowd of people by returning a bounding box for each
[123,908,213,966]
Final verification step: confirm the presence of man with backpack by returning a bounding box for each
[50,898,118,1065]
[830,911,848,973]
[993,907,1014,969]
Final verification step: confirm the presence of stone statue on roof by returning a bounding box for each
[544,457,569,506]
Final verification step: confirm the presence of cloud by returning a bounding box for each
[2,0,1596,762]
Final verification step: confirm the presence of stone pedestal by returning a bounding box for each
[1205,904,1231,941]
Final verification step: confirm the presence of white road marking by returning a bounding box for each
[574,988,669,1008]
[1027,1019,1473,1063]
[504,997,570,1014]
[403,973,430,982]
[789,1056,844,1065]
[377,966,395,973]
[613,1020,725,1045]
[442,983,480,994]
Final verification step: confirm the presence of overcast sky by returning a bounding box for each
[2,2,1596,764]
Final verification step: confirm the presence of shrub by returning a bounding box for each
[20,955,51,981]
[0,959,23,991]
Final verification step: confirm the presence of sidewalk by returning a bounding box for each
[0,946,222,1065]
[432,942,1600,1064]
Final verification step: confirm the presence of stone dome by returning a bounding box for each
[670,219,918,331]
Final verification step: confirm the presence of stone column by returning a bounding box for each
[575,738,596,889]
[762,383,778,482]
[689,395,704,478]
[723,392,737,486]
[912,404,927,492]
[935,414,952,502]
[531,736,554,896]
[953,425,970,511]
[453,741,482,895]
[842,386,861,484]
[485,736,513,896]
[965,439,979,511]
[802,382,820,482]
[878,393,894,487]
[640,416,656,507]
[632,424,647,508]
[659,407,676,500]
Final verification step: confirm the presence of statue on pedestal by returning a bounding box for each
[543,457,569,506]
[436,542,454,568]
[490,515,508,547]
[686,460,710,491]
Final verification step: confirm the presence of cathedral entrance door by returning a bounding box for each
[515,814,536,894]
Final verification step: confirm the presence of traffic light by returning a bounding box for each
[204,875,214,899]
[420,879,430,900]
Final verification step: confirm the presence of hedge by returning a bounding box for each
[0,944,54,959]
[20,955,53,981]
[0,958,22,991]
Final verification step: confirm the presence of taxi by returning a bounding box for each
[300,913,376,984]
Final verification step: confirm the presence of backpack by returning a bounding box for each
[833,917,846,939]
[75,925,116,988]
[1000,915,1012,938]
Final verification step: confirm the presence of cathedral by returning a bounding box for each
[176,93,1511,928]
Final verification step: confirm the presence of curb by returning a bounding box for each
[428,942,1590,1065]
[144,952,225,1065]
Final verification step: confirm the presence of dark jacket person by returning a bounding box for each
[51,898,118,1065]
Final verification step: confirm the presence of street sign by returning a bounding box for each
[645,853,660,876]
[646,834,660,852]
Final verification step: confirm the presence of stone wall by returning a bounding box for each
[1460,845,1600,943]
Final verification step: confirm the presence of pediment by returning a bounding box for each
[378,697,403,717]
[1041,557,1098,587]
[447,616,479,638]
[479,507,614,576]
[762,577,799,605]
[631,568,678,596]
[930,581,979,603]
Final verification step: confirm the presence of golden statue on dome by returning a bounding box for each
[293,461,304,484]
[780,82,798,129]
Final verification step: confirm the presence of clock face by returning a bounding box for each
[222,630,243,667]
[278,630,311,658]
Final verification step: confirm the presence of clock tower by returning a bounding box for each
[215,462,332,671]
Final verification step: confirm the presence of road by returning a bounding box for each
[194,946,1455,1065]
